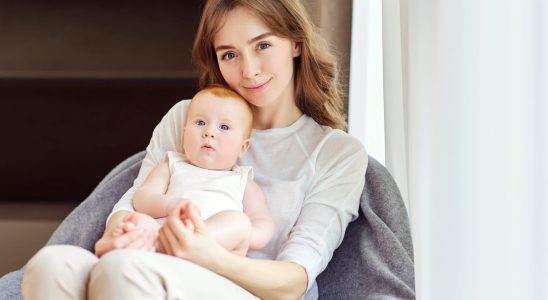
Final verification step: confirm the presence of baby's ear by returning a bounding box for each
[239,138,251,157]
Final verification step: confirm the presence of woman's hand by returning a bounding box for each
[157,201,225,269]
[94,212,160,257]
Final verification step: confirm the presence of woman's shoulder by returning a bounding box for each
[300,117,366,154]
[292,116,367,162]
[165,99,191,120]
[157,99,191,133]
[325,129,365,151]
[321,129,367,161]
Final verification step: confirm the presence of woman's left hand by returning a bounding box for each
[157,201,225,269]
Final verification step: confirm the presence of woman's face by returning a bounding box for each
[213,7,301,110]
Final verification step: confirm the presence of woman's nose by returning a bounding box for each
[241,55,260,79]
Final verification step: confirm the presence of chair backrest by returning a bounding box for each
[0,153,415,300]
[317,156,415,299]
[46,151,146,250]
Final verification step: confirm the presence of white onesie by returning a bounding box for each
[163,151,252,220]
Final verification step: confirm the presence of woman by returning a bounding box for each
[22,0,367,299]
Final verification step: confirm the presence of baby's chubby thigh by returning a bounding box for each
[205,210,252,233]
[205,210,252,253]
[22,245,98,300]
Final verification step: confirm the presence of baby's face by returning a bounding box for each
[183,93,251,170]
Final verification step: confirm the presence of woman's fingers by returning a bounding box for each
[157,205,195,258]
[125,230,148,249]
[185,202,207,233]
[126,229,157,251]
[162,224,181,256]
[111,224,124,237]
[155,238,164,253]
[184,218,195,232]
[122,221,136,234]
[158,227,174,255]
[96,229,138,256]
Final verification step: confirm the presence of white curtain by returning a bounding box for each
[381,0,548,299]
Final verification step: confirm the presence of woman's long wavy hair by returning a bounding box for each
[192,0,346,130]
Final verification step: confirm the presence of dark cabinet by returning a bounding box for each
[0,0,201,203]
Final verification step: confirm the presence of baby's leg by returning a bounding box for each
[204,211,252,256]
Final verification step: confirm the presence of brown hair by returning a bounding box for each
[191,85,254,138]
[192,0,346,130]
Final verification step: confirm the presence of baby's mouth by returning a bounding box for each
[202,143,214,151]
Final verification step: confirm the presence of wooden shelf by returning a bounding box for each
[0,0,202,77]
[0,0,203,204]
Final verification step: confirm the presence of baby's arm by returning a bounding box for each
[133,161,175,218]
[242,180,274,250]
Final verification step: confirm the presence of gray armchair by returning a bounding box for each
[0,152,415,299]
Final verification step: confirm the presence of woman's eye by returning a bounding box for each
[222,52,237,60]
[257,42,271,50]
[219,124,230,131]
[196,120,206,126]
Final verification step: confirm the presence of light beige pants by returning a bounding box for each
[22,245,258,300]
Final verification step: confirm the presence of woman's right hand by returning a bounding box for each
[94,212,159,257]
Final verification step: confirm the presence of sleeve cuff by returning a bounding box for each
[276,241,324,293]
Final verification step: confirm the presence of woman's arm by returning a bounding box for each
[242,180,274,250]
[159,202,308,300]
[216,252,308,300]
[132,161,174,218]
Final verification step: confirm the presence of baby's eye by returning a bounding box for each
[222,52,237,60]
[195,120,206,126]
[257,42,271,50]
[219,124,230,131]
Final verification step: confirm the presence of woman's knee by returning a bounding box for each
[89,249,149,286]
[25,245,97,275]
[89,250,167,299]
[92,249,139,273]
[23,245,97,300]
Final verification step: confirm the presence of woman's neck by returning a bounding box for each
[252,101,303,130]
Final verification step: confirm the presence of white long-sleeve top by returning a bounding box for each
[110,100,368,300]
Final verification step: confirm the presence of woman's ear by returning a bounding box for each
[292,42,301,57]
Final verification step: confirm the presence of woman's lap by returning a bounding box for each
[91,249,258,300]
[23,245,257,300]
[22,245,98,300]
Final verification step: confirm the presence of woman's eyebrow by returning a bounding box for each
[248,32,274,44]
[214,32,275,52]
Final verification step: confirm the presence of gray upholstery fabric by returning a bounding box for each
[317,156,415,299]
[0,151,145,300]
[0,153,415,300]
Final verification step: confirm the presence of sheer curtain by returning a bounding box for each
[378,0,548,299]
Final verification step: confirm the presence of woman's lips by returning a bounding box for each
[244,78,271,93]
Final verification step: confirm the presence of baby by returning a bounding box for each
[132,86,273,255]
